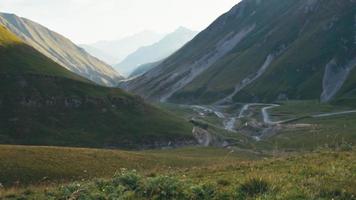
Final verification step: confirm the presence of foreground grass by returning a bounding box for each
[0,145,260,188]
[1,149,355,199]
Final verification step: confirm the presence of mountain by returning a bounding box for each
[129,60,163,78]
[116,27,198,76]
[0,25,194,149]
[0,13,122,86]
[79,44,117,65]
[124,0,356,105]
[84,31,164,64]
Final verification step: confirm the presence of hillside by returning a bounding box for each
[0,25,194,149]
[116,27,197,76]
[125,0,356,104]
[83,31,164,64]
[0,13,122,86]
[129,60,162,78]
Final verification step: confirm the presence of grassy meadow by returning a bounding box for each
[0,146,354,200]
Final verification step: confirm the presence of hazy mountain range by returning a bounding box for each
[0,13,122,86]
[123,0,356,105]
[81,31,164,65]
[115,27,197,76]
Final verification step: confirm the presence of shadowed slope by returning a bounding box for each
[0,25,194,149]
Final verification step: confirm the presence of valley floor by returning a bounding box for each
[160,100,356,151]
[1,100,356,199]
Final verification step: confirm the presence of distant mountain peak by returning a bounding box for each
[175,26,192,32]
[115,27,198,76]
[83,30,164,65]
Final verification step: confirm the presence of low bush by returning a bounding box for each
[188,184,216,200]
[237,178,270,198]
[319,189,356,200]
[113,169,142,190]
[143,175,185,199]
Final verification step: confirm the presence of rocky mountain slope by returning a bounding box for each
[79,44,117,65]
[0,25,194,149]
[84,31,164,65]
[124,0,356,105]
[116,27,197,76]
[0,13,122,86]
[129,60,163,78]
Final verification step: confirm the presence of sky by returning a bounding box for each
[0,0,241,44]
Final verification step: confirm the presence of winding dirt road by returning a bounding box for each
[190,103,356,133]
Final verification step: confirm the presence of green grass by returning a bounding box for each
[255,100,356,151]
[1,147,355,200]
[0,75,194,148]
[260,113,356,151]
[0,145,259,187]
[0,25,21,46]
[269,100,351,121]
[0,25,88,82]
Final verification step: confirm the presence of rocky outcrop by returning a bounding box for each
[321,58,356,102]
[192,127,212,147]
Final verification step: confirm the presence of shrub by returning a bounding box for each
[319,189,356,200]
[143,175,185,200]
[216,179,231,187]
[113,169,142,191]
[58,184,92,200]
[237,178,269,198]
[188,184,216,200]
[58,182,83,199]
[339,142,353,151]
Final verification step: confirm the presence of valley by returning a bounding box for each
[0,0,356,199]
[2,100,355,199]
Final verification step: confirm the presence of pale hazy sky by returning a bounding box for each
[0,0,241,44]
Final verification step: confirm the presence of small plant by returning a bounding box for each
[57,182,92,200]
[319,189,356,200]
[188,184,216,200]
[237,178,270,198]
[143,175,185,200]
[339,141,353,151]
[113,169,142,191]
[216,179,231,187]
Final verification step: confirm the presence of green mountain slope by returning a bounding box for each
[0,13,122,86]
[0,25,194,149]
[125,0,356,104]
